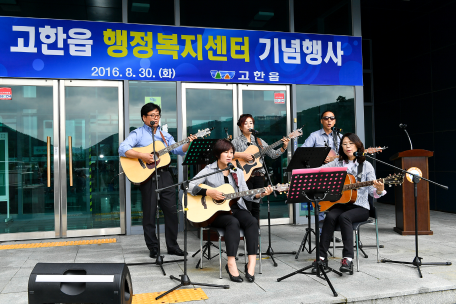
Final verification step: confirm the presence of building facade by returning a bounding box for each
[0,0,368,241]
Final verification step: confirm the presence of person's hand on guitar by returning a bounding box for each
[373,179,385,195]
[240,152,254,162]
[141,153,156,164]
[256,185,274,199]
[280,137,290,151]
[182,134,199,152]
[206,188,226,201]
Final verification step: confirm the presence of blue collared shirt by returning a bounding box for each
[118,124,185,157]
[301,128,341,153]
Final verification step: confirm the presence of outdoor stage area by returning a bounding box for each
[1,203,455,304]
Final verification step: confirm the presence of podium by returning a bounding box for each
[390,149,433,235]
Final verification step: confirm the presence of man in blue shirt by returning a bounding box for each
[119,103,196,258]
[301,110,342,241]
[301,110,341,163]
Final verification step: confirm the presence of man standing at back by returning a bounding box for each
[302,110,340,163]
[301,110,342,240]
[119,103,196,258]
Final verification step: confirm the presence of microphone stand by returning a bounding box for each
[400,125,413,150]
[154,165,231,300]
[251,131,296,267]
[127,122,185,275]
[361,153,451,278]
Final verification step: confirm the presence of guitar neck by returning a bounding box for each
[157,138,189,156]
[224,187,268,200]
[254,137,288,157]
[343,179,382,191]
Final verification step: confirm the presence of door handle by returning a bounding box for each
[69,136,73,187]
[47,136,51,187]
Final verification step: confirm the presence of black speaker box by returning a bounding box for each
[28,263,132,304]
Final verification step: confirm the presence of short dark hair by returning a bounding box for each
[237,114,255,127]
[321,110,336,119]
[213,139,236,159]
[338,133,365,164]
[141,103,161,122]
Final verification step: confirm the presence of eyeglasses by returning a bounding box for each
[147,114,161,118]
[322,116,336,121]
[342,143,355,147]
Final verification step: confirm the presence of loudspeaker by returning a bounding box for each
[28,263,132,304]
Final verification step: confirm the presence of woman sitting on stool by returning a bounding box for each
[189,139,273,283]
[318,133,385,274]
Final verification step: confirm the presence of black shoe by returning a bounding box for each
[311,258,328,274]
[340,258,354,274]
[149,248,158,259]
[225,264,243,283]
[330,237,342,243]
[167,247,187,256]
[244,264,255,283]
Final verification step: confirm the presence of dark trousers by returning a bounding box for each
[210,209,259,257]
[139,170,179,251]
[245,175,265,223]
[319,204,369,259]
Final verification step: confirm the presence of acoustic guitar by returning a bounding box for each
[315,173,404,212]
[186,183,290,227]
[231,128,304,181]
[120,128,213,184]
[327,146,388,162]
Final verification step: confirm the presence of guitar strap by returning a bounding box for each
[255,137,264,149]
[159,131,169,147]
[357,162,363,182]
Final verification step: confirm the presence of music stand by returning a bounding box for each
[286,147,331,258]
[182,139,218,166]
[286,147,331,171]
[277,167,347,297]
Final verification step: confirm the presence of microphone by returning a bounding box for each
[150,120,156,126]
[249,128,259,135]
[227,163,237,171]
[331,127,343,133]
[399,123,407,129]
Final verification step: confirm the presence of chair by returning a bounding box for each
[332,199,380,273]
[192,227,225,269]
[196,227,262,279]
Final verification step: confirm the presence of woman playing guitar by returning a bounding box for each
[189,139,273,283]
[231,114,290,223]
[317,133,385,274]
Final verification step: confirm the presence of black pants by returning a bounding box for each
[319,204,369,259]
[245,175,265,223]
[139,170,179,251]
[210,209,259,257]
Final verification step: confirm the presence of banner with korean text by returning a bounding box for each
[0,16,362,85]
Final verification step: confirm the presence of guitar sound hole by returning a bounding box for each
[212,198,225,205]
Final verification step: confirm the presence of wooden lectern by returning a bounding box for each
[390,149,433,235]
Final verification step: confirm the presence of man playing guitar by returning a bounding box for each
[301,110,341,163]
[118,103,197,259]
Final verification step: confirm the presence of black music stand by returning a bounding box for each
[182,139,218,166]
[277,168,347,297]
[286,147,330,258]
[182,139,224,267]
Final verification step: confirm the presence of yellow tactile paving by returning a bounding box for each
[132,288,208,304]
[0,238,117,250]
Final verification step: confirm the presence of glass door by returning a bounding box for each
[0,79,59,241]
[238,84,292,225]
[182,83,237,178]
[60,80,124,237]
